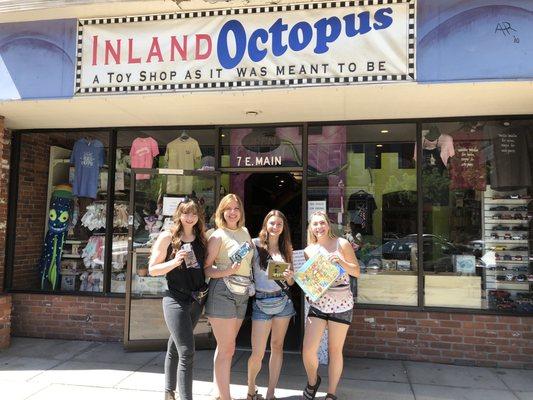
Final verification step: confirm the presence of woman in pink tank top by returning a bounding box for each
[302,211,360,400]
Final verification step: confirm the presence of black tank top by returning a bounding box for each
[165,237,206,301]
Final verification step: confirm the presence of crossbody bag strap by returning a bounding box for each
[274,279,292,300]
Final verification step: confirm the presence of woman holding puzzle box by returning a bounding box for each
[302,211,360,400]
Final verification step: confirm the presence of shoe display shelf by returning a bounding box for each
[482,186,531,310]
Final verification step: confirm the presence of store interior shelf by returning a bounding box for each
[483,240,528,244]
[484,198,530,205]
[486,283,530,290]
[62,254,82,259]
[485,219,530,224]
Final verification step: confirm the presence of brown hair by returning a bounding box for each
[214,193,245,229]
[257,210,293,267]
[170,199,207,265]
[307,210,337,245]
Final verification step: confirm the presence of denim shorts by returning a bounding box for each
[204,278,249,319]
[307,306,353,325]
[252,293,296,321]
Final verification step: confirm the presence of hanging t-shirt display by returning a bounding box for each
[347,191,377,235]
[164,136,202,194]
[449,130,487,191]
[70,138,105,199]
[485,124,532,190]
[130,136,159,180]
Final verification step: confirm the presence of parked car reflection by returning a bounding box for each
[361,234,479,273]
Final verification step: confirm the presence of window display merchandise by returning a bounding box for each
[422,121,532,311]
[38,186,74,290]
[70,138,105,199]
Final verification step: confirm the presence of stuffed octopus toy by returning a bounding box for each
[39,190,73,290]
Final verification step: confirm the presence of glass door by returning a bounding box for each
[124,168,219,350]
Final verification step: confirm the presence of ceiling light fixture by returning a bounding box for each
[380,129,389,134]
[245,110,259,116]
[376,144,383,147]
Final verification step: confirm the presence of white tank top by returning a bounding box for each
[307,240,353,313]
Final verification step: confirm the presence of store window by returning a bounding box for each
[12,131,111,293]
[307,124,418,305]
[115,129,217,295]
[220,126,303,168]
[422,120,532,312]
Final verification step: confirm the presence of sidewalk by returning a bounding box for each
[0,337,532,400]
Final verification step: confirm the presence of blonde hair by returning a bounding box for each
[215,193,245,229]
[307,210,337,244]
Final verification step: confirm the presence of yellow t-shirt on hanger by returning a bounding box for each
[164,136,202,194]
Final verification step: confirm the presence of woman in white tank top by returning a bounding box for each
[302,211,360,400]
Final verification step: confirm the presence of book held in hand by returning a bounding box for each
[267,260,290,281]
[294,251,342,302]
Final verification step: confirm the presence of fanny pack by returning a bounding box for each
[223,275,255,296]
[255,294,288,315]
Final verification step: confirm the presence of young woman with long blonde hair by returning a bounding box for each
[302,211,360,400]
[204,193,254,400]
[149,198,208,400]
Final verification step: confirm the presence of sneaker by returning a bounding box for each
[513,213,525,219]
[503,255,512,261]
[511,205,528,211]
[516,274,527,282]
[504,233,512,240]
[511,255,523,261]
[492,224,509,231]
[490,206,509,211]
[496,275,507,281]
[512,225,527,231]
[491,233,500,240]
[490,246,507,251]
[510,246,528,251]
[528,275,533,282]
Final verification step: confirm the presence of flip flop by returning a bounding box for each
[325,394,337,400]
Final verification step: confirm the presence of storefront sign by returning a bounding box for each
[76,0,415,93]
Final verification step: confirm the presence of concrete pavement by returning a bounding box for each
[0,337,532,399]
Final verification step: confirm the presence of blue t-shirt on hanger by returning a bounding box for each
[70,138,105,199]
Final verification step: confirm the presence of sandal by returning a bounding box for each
[325,394,337,400]
[302,374,321,400]
[247,388,262,400]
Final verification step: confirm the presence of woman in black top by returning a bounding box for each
[149,199,207,400]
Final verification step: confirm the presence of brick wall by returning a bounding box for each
[11,293,124,341]
[0,294,11,349]
[0,116,10,292]
[346,309,533,369]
